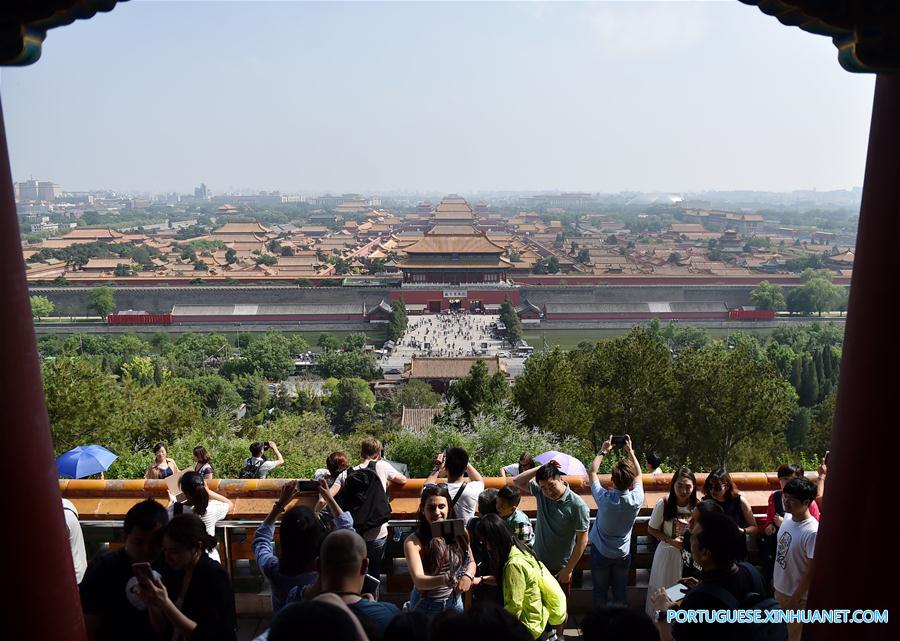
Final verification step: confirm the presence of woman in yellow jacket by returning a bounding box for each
[476,514,567,640]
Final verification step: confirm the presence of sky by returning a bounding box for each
[0,1,877,195]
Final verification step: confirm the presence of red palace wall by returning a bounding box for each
[515,276,852,286]
[543,312,730,321]
[388,289,521,311]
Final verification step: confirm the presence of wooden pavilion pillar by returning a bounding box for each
[0,99,86,640]
[806,74,899,640]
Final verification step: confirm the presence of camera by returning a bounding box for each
[263,442,271,451]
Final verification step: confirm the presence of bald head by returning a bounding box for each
[320,529,368,579]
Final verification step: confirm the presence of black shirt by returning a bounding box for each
[79,549,158,641]
[671,565,763,641]
[159,555,237,641]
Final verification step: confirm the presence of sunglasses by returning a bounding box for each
[423,483,449,492]
[710,483,727,491]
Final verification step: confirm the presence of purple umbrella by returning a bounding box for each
[534,451,587,477]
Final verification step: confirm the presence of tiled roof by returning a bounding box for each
[62,228,124,239]
[83,258,135,269]
[406,356,505,380]
[400,407,442,432]
[214,222,272,234]
[403,234,506,254]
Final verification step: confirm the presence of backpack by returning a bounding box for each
[449,482,468,520]
[691,562,787,641]
[238,457,265,479]
[336,461,391,535]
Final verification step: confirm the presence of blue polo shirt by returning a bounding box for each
[589,478,644,559]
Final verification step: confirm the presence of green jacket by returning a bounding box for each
[503,546,567,639]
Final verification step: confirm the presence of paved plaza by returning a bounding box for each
[381,312,528,375]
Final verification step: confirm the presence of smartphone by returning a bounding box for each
[297,480,319,492]
[173,492,187,503]
[611,435,627,448]
[362,574,381,598]
[132,562,154,586]
[824,450,830,465]
[431,519,465,542]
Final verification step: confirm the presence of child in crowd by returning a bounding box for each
[496,485,534,547]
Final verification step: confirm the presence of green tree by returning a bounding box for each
[114,263,134,277]
[232,372,269,417]
[393,380,442,409]
[43,357,125,453]
[317,333,342,351]
[799,356,819,407]
[674,342,797,469]
[342,333,368,351]
[181,374,243,415]
[30,295,54,321]
[315,350,381,380]
[786,287,814,316]
[571,327,677,453]
[750,281,786,311]
[255,254,278,266]
[242,333,295,381]
[328,377,376,434]
[447,359,510,424]
[513,348,590,440]
[388,298,408,342]
[120,356,156,386]
[87,286,116,318]
[499,296,523,346]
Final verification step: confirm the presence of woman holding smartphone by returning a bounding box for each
[645,468,698,616]
[403,485,476,616]
[137,513,237,641]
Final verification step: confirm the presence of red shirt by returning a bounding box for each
[764,489,820,528]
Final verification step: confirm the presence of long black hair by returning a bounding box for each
[663,467,698,522]
[417,485,467,577]
[177,471,209,517]
[165,513,217,553]
[475,513,536,580]
[279,505,326,576]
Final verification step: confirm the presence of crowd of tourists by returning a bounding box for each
[68,434,827,641]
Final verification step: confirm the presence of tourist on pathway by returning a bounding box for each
[424,446,485,524]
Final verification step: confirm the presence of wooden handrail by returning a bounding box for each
[61,473,814,520]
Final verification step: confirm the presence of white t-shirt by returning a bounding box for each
[62,498,87,583]
[334,460,403,541]
[446,480,485,524]
[774,513,818,597]
[167,499,231,563]
[502,463,520,476]
[247,457,279,479]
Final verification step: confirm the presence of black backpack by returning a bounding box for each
[239,457,265,479]
[336,461,391,535]
[691,562,787,641]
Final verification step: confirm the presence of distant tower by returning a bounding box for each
[194,183,211,201]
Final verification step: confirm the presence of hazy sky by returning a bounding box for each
[1,1,876,195]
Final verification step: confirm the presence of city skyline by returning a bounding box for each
[2,1,876,194]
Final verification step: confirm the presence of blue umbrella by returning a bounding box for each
[57,445,118,479]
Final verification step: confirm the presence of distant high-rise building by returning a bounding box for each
[38,181,62,202]
[17,179,39,201]
[194,183,211,200]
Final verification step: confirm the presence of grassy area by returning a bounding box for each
[522,326,776,349]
